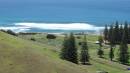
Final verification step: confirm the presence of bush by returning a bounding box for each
[76,36,81,39]
[78,42,83,46]
[0,29,6,32]
[97,48,104,58]
[46,34,56,39]
[6,30,17,36]
[30,38,36,41]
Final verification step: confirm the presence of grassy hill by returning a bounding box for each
[0,31,88,73]
[18,33,130,73]
[1,31,130,73]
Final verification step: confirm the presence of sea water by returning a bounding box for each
[0,0,130,32]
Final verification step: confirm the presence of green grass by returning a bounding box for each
[0,32,89,73]
[18,33,130,73]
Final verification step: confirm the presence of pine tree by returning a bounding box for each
[119,24,123,42]
[119,28,129,64]
[124,22,129,43]
[60,35,69,60]
[67,33,78,64]
[109,46,114,61]
[80,34,89,65]
[104,25,108,43]
[108,25,114,44]
[128,24,130,43]
[60,33,78,64]
[108,25,115,61]
[113,21,120,44]
[97,36,104,58]
[119,43,129,64]
[98,35,103,47]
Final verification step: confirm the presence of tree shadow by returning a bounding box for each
[81,62,92,65]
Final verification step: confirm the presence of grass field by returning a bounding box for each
[18,33,130,73]
[0,32,89,73]
[0,32,130,73]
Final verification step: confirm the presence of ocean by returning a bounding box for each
[0,0,130,32]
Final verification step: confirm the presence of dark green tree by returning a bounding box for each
[108,25,115,61]
[128,24,130,43]
[119,43,129,64]
[67,33,78,64]
[104,25,109,43]
[97,36,104,58]
[60,33,78,64]
[119,28,129,64]
[108,25,114,44]
[124,22,129,43]
[98,35,104,47]
[98,48,104,58]
[60,35,69,60]
[109,46,114,61]
[80,34,90,65]
[113,21,120,44]
[119,24,123,42]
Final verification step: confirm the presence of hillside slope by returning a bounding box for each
[0,32,88,73]
[18,33,130,73]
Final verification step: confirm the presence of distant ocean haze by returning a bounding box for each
[0,0,130,32]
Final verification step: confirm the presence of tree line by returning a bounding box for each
[60,21,130,65]
[104,21,130,65]
[104,21,130,44]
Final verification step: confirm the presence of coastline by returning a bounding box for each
[0,22,104,34]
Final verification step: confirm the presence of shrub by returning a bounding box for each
[46,34,56,39]
[6,30,17,36]
[77,36,81,39]
[97,48,104,58]
[0,29,6,32]
[30,38,36,41]
[78,42,83,46]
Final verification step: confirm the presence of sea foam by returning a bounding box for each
[0,22,104,32]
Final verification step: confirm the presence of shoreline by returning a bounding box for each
[0,22,104,34]
[17,31,101,36]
